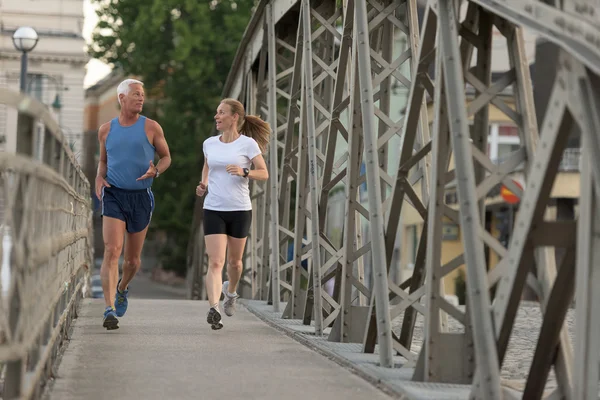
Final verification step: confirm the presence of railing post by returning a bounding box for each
[4,111,33,399]
[15,112,34,157]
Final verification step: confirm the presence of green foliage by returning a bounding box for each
[89,0,256,275]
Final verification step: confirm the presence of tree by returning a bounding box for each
[89,0,256,275]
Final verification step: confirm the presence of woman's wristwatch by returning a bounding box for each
[243,168,249,177]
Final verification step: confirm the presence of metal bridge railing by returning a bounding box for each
[0,89,93,400]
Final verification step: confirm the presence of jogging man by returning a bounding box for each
[95,78,171,330]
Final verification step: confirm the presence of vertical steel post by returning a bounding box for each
[574,135,600,400]
[354,0,393,367]
[573,65,600,400]
[267,4,281,312]
[437,0,501,397]
[300,0,325,334]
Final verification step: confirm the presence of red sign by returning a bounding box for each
[500,180,523,204]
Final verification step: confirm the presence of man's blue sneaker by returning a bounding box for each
[115,279,129,317]
[103,306,119,330]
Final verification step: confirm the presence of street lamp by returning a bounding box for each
[12,27,39,93]
[26,74,65,126]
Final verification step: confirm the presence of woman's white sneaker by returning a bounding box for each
[222,281,239,316]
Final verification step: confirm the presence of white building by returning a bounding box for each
[0,0,88,161]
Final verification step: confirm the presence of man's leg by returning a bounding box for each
[121,225,149,290]
[112,225,148,318]
[101,216,126,329]
[114,186,154,317]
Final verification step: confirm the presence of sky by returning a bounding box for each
[83,0,112,88]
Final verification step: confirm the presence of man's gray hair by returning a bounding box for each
[117,79,144,105]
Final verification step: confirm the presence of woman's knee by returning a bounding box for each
[208,258,225,271]
[227,259,243,271]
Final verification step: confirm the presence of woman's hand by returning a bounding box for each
[196,182,207,197]
[226,165,243,176]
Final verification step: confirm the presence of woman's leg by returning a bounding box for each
[203,209,228,329]
[205,233,228,308]
[222,210,251,316]
[221,236,247,317]
[226,235,247,293]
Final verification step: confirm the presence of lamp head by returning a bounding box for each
[12,27,39,53]
[51,94,61,110]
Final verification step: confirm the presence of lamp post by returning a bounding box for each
[26,74,65,125]
[12,27,39,93]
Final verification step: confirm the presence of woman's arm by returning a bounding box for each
[248,154,269,181]
[201,157,209,185]
[225,154,269,180]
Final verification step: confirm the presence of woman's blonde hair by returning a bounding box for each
[220,98,270,153]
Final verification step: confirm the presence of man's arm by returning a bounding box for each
[96,123,109,178]
[151,120,171,175]
[95,123,111,199]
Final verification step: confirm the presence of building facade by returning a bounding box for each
[83,69,125,133]
[0,0,88,161]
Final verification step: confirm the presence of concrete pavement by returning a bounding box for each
[127,272,187,300]
[48,299,394,400]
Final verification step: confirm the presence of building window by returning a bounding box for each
[497,143,520,160]
[488,123,521,163]
[498,125,518,136]
[26,74,44,102]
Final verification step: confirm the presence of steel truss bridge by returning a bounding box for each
[186,0,600,399]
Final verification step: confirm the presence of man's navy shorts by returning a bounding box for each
[101,186,155,233]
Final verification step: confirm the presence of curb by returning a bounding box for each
[242,300,407,399]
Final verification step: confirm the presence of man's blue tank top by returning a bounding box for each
[105,116,156,190]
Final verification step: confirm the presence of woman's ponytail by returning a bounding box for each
[240,115,270,154]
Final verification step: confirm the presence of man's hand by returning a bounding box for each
[137,161,158,181]
[95,175,111,199]
[196,182,207,197]
[226,165,243,176]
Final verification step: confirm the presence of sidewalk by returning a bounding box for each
[243,300,530,400]
[48,298,394,400]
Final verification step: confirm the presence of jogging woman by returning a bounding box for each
[195,98,269,330]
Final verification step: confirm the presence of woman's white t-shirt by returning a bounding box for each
[202,134,262,211]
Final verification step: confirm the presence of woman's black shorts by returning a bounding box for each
[203,209,252,239]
